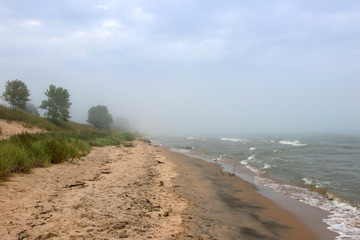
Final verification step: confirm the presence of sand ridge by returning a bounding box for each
[0,119,45,140]
[0,141,187,239]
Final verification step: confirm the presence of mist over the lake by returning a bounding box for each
[1,0,359,136]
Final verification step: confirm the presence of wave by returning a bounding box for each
[302,177,332,189]
[187,136,197,140]
[239,159,262,174]
[240,160,248,165]
[262,163,272,170]
[220,137,246,142]
[249,147,256,151]
[279,140,308,147]
[255,176,360,240]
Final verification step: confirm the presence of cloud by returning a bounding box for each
[102,20,122,28]
[21,19,41,27]
[131,7,155,23]
[0,0,359,134]
[97,4,109,10]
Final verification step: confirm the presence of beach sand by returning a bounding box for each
[0,141,331,239]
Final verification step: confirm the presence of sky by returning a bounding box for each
[0,0,359,136]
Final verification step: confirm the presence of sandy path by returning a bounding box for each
[0,141,186,240]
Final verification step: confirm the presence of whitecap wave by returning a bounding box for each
[240,160,248,165]
[302,177,331,189]
[279,140,308,147]
[249,147,256,151]
[262,163,272,170]
[187,136,197,140]
[247,155,256,161]
[220,137,246,142]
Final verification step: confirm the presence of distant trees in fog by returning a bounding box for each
[112,117,130,131]
[87,105,113,129]
[25,102,40,116]
[1,80,130,130]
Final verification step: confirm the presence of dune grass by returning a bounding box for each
[0,105,136,180]
[0,132,91,178]
[0,131,136,179]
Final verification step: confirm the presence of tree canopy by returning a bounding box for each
[2,79,30,110]
[87,105,113,128]
[40,85,71,121]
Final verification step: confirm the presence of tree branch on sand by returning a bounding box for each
[229,164,237,177]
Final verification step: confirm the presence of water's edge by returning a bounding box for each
[164,146,337,240]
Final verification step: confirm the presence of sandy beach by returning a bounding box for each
[0,140,333,239]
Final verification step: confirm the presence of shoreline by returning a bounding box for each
[174,148,337,240]
[161,146,336,239]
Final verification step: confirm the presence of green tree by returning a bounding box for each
[2,79,31,110]
[40,85,71,121]
[87,105,113,128]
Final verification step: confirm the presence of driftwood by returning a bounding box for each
[65,181,86,188]
[229,164,237,177]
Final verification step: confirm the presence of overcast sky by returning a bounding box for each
[0,0,359,135]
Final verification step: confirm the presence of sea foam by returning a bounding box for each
[255,176,360,240]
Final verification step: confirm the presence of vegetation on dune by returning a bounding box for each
[0,106,136,180]
[0,130,135,179]
[0,80,136,180]
[0,132,90,178]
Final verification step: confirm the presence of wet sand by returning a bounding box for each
[0,141,334,239]
[161,147,324,240]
